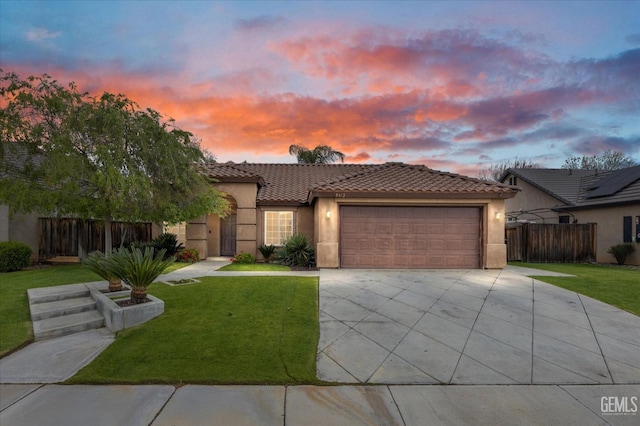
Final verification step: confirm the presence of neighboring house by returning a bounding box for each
[499,166,640,266]
[186,162,518,269]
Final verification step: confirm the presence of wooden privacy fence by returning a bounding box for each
[506,223,597,263]
[39,218,152,260]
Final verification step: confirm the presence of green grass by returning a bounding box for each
[0,265,102,357]
[511,262,640,316]
[68,276,319,384]
[162,262,190,273]
[218,263,291,272]
[0,262,189,357]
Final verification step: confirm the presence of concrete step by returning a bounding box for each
[28,284,90,305]
[32,310,105,341]
[29,297,97,321]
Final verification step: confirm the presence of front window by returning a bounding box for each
[264,211,293,246]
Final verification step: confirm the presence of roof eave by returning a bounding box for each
[308,189,518,202]
[554,198,640,211]
[210,176,266,186]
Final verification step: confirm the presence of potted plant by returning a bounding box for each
[82,250,123,292]
[106,246,174,304]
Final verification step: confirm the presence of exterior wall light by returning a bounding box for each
[495,212,501,220]
[326,210,331,219]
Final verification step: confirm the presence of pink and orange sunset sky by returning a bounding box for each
[1,0,639,176]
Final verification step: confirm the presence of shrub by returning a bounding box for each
[231,252,255,264]
[106,247,175,303]
[258,244,276,263]
[151,233,184,259]
[274,234,315,268]
[124,240,152,252]
[176,248,199,263]
[82,250,122,291]
[0,241,32,272]
[607,243,636,265]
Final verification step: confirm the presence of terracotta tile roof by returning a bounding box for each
[310,163,517,198]
[207,162,517,204]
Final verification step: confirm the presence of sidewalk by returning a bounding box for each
[2,383,638,425]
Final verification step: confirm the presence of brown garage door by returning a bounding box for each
[340,206,481,268]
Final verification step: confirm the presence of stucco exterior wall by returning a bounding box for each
[2,209,40,262]
[253,205,314,262]
[572,204,640,266]
[504,176,565,223]
[187,182,257,259]
[314,197,508,269]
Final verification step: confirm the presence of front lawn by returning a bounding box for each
[511,262,640,316]
[0,265,101,357]
[217,263,291,272]
[0,262,190,357]
[68,276,319,384]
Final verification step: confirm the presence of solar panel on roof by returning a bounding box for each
[585,165,640,198]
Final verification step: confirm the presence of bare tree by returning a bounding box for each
[478,157,539,181]
[561,150,637,171]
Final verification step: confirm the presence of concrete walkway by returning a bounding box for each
[1,261,638,425]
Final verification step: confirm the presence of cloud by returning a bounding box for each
[626,34,640,46]
[236,15,288,32]
[4,21,638,171]
[349,152,371,162]
[26,28,61,42]
[569,135,640,156]
[274,28,553,97]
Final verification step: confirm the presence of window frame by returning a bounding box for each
[623,216,632,243]
[264,211,294,246]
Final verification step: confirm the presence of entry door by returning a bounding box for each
[220,214,237,256]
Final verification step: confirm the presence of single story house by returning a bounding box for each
[185,162,518,269]
[499,166,640,266]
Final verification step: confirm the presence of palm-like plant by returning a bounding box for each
[288,144,345,164]
[82,251,122,292]
[106,247,174,304]
[258,244,276,263]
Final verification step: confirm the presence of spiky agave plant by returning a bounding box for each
[274,234,315,268]
[106,247,174,303]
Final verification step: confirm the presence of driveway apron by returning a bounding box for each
[317,268,640,385]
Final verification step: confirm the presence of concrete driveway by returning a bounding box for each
[317,268,640,385]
